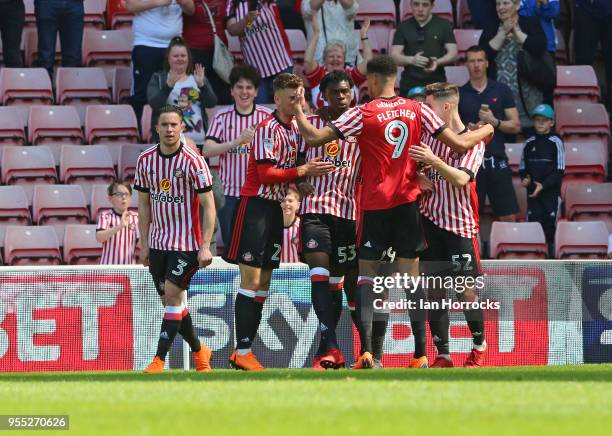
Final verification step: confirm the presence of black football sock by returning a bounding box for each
[372,309,389,361]
[235,289,257,350]
[156,305,183,360]
[407,285,427,358]
[252,290,268,344]
[330,278,344,329]
[355,276,375,354]
[178,308,201,352]
[311,268,339,350]
[464,307,485,346]
[428,308,450,356]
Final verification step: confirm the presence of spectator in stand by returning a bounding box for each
[126,0,195,121]
[480,0,548,135]
[147,36,217,145]
[96,180,140,265]
[468,0,498,29]
[302,0,361,67]
[304,17,371,108]
[34,0,84,76]
[226,0,294,104]
[407,85,426,102]
[183,0,231,105]
[280,186,301,263]
[574,0,612,110]
[459,45,521,222]
[203,64,273,246]
[391,0,458,97]
[0,0,25,67]
[519,0,560,55]
[519,104,564,248]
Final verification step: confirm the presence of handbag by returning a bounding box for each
[202,1,234,84]
[517,49,556,94]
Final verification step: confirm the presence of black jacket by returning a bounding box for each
[519,133,565,192]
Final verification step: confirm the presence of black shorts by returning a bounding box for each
[301,213,357,268]
[223,196,283,269]
[420,218,482,278]
[476,160,519,217]
[149,249,199,296]
[357,202,426,261]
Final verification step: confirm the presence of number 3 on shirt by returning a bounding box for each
[385,120,410,159]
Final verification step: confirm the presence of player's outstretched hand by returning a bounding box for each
[301,156,336,176]
[139,246,150,267]
[198,247,213,268]
[409,142,437,165]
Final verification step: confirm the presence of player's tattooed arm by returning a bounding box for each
[410,142,471,188]
[437,123,494,153]
[293,87,339,146]
[197,190,215,267]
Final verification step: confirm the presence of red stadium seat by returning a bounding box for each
[84,0,106,29]
[32,185,90,241]
[1,145,57,186]
[0,106,27,145]
[512,177,527,221]
[286,29,307,64]
[400,0,453,23]
[555,102,610,142]
[82,29,132,75]
[28,106,84,145]
[99,142,122,167]
[107,0,134,29]
[60,145,116,200]
[555,221,609,259]
[0,186,31,225]
[140,105,153,143]
[456,0,473,28]
[63,224,102,264]
[24,28,61,67]
[564,182,612,232]
[356,0,396,26]
[444,66,469,86]
[489,222,548,259]
[562,140,607,192]
[554,65,600,105]
[4,225,62,265]
[55,67,112,106]
[112,66,132,104]
[0,68,53,106]
[90,184,113,221]
[85,105,139,144]
[454,29,482,64]
[118,143,150,182]
[505,142,525,174]
[356,27,391,54]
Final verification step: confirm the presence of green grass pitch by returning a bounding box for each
[1,365,611,436]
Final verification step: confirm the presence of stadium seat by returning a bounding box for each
[60,145,116,200]
[454,29,482,64]
[456,0,472,28]
[512,177,528,221]
[32,185,90,241]
[0,186,31,225]
[0,106,27,145]
[141,105,153,143]
[90,184,113,221]
[107,0,134,29]
[0,68,53,106]
[444,66,469,86]
[555,221,609,259]
[28,106,84,145]
[489,222,548,259]
[554,65,600,105]
[4,225,62,266]
[1,145,57,187]
[555,102,610,142]
[55,67,112,107]
[118,143,150,182]
[286,29,307,64]
[356,27,391,54]
[355,0,396,26]
[505,142,525,174]
[99,142,122,168]
[564,182,612,232]
[82,29,132,74]
[85,105,140,144]
[84,0,106,29]
[23,0,35,28]
[562,140,607,192]
[24,28,61,67]
[400,0,453,23]
[112,66,132,104]
[63,224,102,264]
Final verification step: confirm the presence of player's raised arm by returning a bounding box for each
[410,142,471,188]
[437,123,494,153]
[293,87,340,146]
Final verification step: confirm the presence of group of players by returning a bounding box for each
[135,54,494,373]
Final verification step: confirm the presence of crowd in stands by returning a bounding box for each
[0,0,610,264]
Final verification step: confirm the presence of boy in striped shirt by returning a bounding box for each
[280,186,301,263]
[409,82,487,368]
[96,180,139,265]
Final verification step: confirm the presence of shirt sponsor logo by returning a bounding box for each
[150,192,185,204]
[160,178,172,192]
[325,141,339,158]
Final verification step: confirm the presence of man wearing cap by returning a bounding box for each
[519,104,565,248]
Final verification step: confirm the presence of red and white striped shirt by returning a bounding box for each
[96,210,140,264]
[134,143,213,251]
[281,216,301,263]
[205,104,273,197]
[299,115,361,220]
[304,64,366,109]
[240,112,299,201]
[226,0,293,78]
[419,134,485,238]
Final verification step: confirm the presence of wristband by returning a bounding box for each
[361,37,369,41]
[495,118,502,129]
